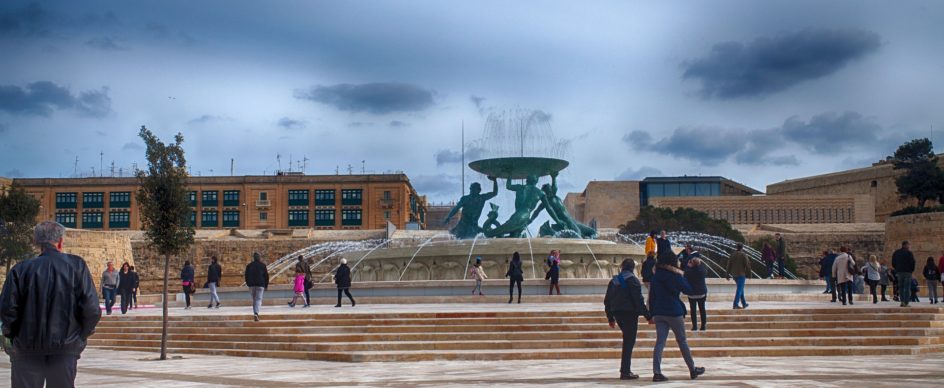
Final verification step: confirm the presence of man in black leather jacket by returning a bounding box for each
[604,258,652,381]
[0,221,101,388]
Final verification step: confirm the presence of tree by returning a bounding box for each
[619,206,745,243]
[891,138,944,208]
[135,126,194,360]
[0,184,41,273]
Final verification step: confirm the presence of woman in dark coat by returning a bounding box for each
[334,258,355,307]
[130,265,140,309]
[117,262,135,314]
[180,261,195,309]
[683,257,708,331]
[649,255,705,382]
[506,251,525,304]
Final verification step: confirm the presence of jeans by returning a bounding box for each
[131,288,138,308]
[11,353,78,388]
[337,288,354,306]
[119,289,133,314]
[182,285,191,307]
[652,315,696,375]
[824,275,833,292]
[867,279,879,303]
[777,258,785,277]
[838,281,854,304]
[927,280,939,301]
[473,279,483,295]
[733,276,747,308]
[880,284,888,300]
[509,278,522,301]
[304,287,311,306]
[208,282,220,306]
[102,287,116,314]
[613,312,639,375]
[897,273,912,305]
[688,297,707,330]
[250,287,264,314]
[765,261,774,278]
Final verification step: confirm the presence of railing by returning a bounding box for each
[256,200,271,207]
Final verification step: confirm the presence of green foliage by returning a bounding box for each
[890,205,944,217]
[619,206,745,243]
[891,138,944,208]
[749,235,799,278]
[0,184,41,271]
[135,126,194,256]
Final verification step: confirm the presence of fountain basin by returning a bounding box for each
[468,157,569,179]
[339,237,644,282]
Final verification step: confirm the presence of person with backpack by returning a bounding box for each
[471,261,488,296]
[923,257,940,304]
[604,258,651,381]
[684,257,708,331]
[506,252,524,304]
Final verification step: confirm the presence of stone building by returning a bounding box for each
[649,194,874,224]
[12,174,428,231]
[424,203,460,231]
[0,177,11,196]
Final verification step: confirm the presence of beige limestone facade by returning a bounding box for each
[564,181,640,229]
[0,229,135,289]
[884,212,944,277]
[0,177,11,196]
[650,194,875,224]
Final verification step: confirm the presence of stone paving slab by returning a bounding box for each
[2,348,943,387]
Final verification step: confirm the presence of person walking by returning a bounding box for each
[287,268,306,308]
[938,252,944,294]
[649,255,705,382]
[762,243,776,279]
[891,241,916,307]
[295,255,313,308]
[334,258,355,307]
[471,261,488,296]
[863,255,883,304]
[206,256,222,309]
[820,250,836,295]
[101,261,119,315]
[888,265,899,302]
[546,250,561,295]
[180,261,195,310]
[774,233,787,279]
[130,265,140,309]
[244,252,269,321]
[725,243,751,310]
[641,251,656,286]
[923,257,940,304]
[0,221,101,388]
[604,258,651,381]
[506,252,524,304]
[831,247,855,305]
[118,262,135,314]
[684,257,708,331]
[878,259,890,302]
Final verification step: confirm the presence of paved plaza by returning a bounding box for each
[2,348,942,387]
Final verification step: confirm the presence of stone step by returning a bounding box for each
[88,344,944,362]
[90,327,944,343]
[88,334,942,353]
[94,313,944,328]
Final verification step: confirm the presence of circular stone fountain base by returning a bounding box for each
[342,238,645,282]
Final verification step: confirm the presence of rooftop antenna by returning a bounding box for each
[335,165,339,175]
[277,154,282,172]
[99,151,104,177]
[230,158,234,176]
[361,160,365,174]
[73,156,79,177]
[132,162,137,174]
[110,161,115,177]
[461,120,465,196]
[302,156,309,173]
[347,164,353,175]
[289,154,293,172]
[118,167,123,177]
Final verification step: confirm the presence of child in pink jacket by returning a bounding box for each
[288,269,305,308]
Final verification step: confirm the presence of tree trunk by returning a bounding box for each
[160,253,170,360]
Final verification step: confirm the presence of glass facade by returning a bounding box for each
[643,181,721,205]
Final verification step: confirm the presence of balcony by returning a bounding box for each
[256,200,271,208]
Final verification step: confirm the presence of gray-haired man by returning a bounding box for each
[1,221,101,388]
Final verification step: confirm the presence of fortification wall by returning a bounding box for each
[884,212,944,276]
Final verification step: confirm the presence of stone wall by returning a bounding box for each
[885,212,944,276]
[131,239,337,293]
[745,230,885,279]
[651,194,874,224]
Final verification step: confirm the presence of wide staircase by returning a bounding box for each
[88,305,944,362]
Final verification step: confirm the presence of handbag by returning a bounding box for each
[304,279,314,290]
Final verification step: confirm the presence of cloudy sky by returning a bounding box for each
[1,0,943,204]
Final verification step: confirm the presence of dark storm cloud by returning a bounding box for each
[85,36,129,51]
[682,29,881,99]
[616,166,662,180]
[622,130,653,150]
[277,117,306,130]
[0,81,111,118]
[650,126,747,166]
[294,83,435,114]
[434,147,485,166]
[0,2,119,37]
[734,129,799,166]
[780,111,883,154]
